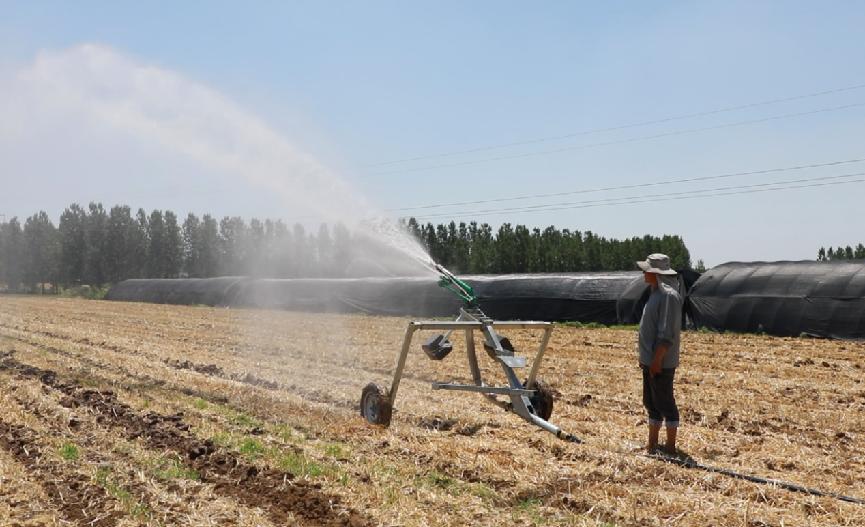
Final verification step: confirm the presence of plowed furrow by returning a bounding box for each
[0,352,372,527]
[0,418,121,526]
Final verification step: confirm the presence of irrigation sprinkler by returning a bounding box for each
[360,262,580,442]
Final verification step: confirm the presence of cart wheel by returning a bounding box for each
[360,383,392,426]
[527,379,554,421]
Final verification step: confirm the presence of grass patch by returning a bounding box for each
[323,442,347,459]
[151,456,199,481]
[187,399,328,479]
[94,466,151,519]
[515,498,547,525]
[231,412,261,428]
[518,497,543,510]
[208,401,262,429]
[58,442,79,461]
[279,450,324,477]
[417,470,501,500]
[275,424,300,443]
[558,321,607,329]
[467,482,499,502]
[239,438,265,459]
[423,471,456,490]
[210,432,233,448]
[557,321,639,331]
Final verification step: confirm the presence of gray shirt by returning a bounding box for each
[637,282,682,369]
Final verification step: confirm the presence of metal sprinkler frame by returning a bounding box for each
[360,263,580,443]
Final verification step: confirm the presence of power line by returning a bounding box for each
[366,82,865,168]
[409,172,865,221]
[501,170,865,214]
[386,157,865,212]
[368,102,865,176]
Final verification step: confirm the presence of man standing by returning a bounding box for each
[636,253,682,454]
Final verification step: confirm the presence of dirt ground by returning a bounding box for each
[0,295,862,526]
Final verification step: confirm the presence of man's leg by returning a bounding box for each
[665,425,677,454]
[642,366,663,451]
[648,423,662,452]
[654,369,680,454]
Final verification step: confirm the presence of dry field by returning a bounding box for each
[0,295,863,527]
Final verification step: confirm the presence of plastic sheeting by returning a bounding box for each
[105,277,246,306]
[229,277,462,317]
[107,272,641,323]
[688,261,865,339]
[616,269,702,325]
[469,273,638,324]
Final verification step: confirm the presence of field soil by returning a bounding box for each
[0,295,863,526]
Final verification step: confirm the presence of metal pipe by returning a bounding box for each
[431,382,536,396]
[465,329,481,385]
[526,325,553,389]
[389,324,417,403]
[408,321,550,330]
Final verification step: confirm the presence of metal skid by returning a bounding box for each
[360,307,580,443]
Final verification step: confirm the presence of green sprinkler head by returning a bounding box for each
[437,274,477,305]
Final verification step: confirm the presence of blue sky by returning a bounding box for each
[2,1,864,266]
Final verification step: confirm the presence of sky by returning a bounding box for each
[1,1,864,266]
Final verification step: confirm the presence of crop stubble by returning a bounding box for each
[0,296,862,526]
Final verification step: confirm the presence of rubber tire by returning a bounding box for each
[360,383,392,427]
[527,379,554,421]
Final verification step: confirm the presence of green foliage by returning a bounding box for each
[151,456,200,480]
[3,204,697,292]
[59,442,80,461]
[94,466,151,519]
[819,243,865,261]
[323,443,347,458]
[558,321,607,329]
[416,219,691,273]
[230,411,262,428]
[423,471,456,489]
[60,284,110,300]
[279,450,324,477]
[239,438,265,459]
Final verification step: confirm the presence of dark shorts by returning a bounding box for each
[641,365,679,427]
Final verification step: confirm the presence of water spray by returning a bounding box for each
[359,259,581,443]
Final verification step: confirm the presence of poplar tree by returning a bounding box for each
[1,219,24,291]
[23,212,59,292]
[58,204,87,286]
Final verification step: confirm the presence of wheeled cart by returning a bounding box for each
[360,304,580,443]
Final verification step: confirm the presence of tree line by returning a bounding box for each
[404,218,691,275]
[0,202,692,292]
[817,244,865,261]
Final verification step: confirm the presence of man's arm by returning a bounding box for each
[650,291,677,375]
[649,342,669,376]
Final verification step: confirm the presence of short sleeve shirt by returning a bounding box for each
[637,282,682,368]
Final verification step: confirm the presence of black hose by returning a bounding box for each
[645,452,865,505]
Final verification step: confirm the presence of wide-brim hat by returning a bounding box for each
[637,253,678,275]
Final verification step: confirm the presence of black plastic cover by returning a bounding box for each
[105,277,247,306]
[107,272,640,323]
[615,269,701,325]
[469,273,638,324]
[688,261,865,339]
